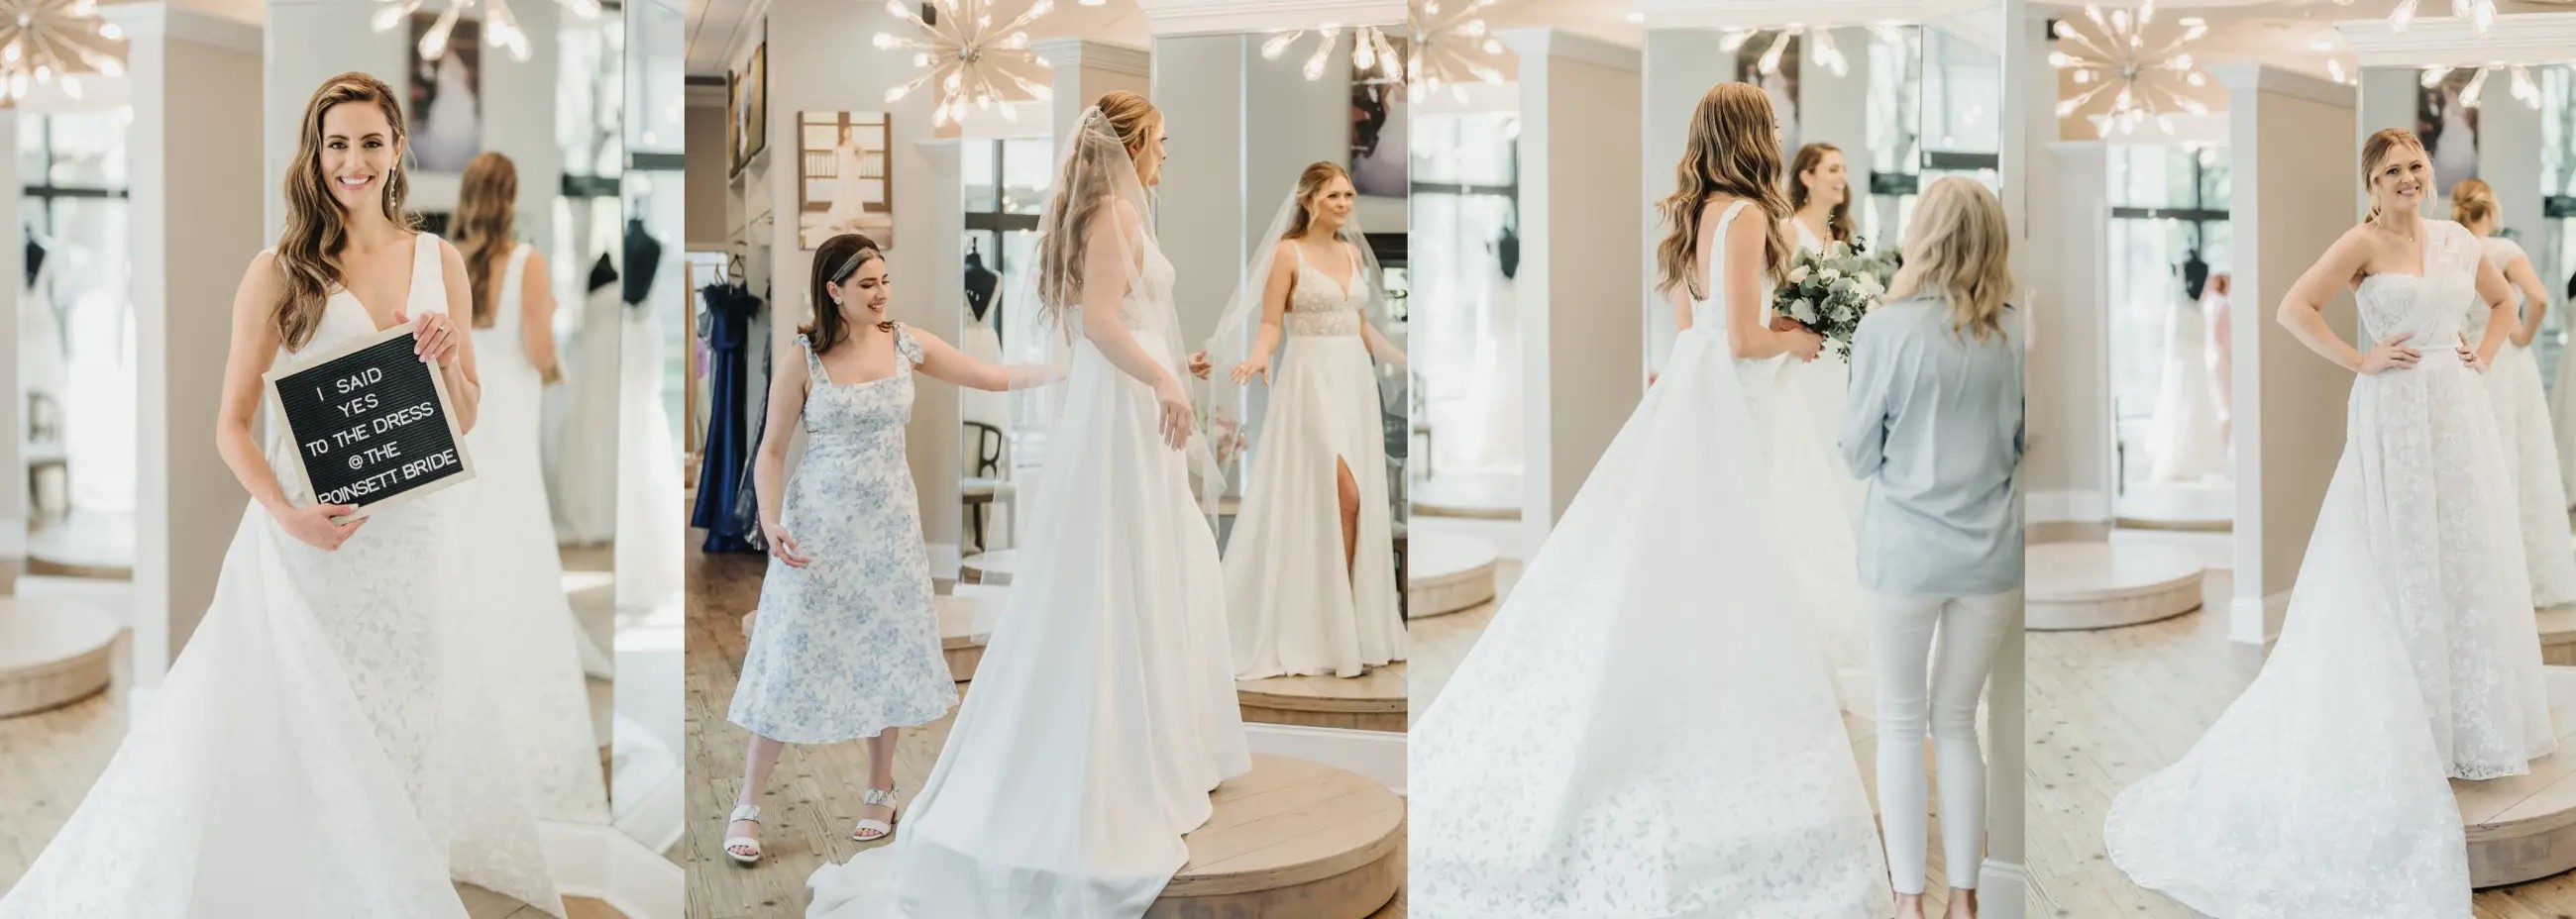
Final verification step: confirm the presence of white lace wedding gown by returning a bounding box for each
[805,236,1250,918]
[458,244,611,823]
[1410,200,1889,918]
[2145,289,2227,482]
[1224,242,1403,679]
[2104,220,2553,918]
[0,233,563,918]
[2473,234,2576,608]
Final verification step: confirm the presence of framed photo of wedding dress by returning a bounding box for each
[404,13,483,173]
[797,110,894,250]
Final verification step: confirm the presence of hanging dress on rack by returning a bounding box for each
[693,279,764,553]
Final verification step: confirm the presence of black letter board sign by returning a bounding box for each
[263,320,476,520]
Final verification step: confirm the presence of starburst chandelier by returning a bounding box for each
[876,0,1056,128]
[371,0,603,63]
[0,0,127,105]
[2422,63,2539,110]
[1260,24,1402,83]
[2049,3,2212,138]
[2334,0,2496,39]
[1260,0,1510,102]
[1719,23,1910,78]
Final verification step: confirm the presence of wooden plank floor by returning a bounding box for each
[0,547,621,916]
[2027,563,2576,917]
[689,539,1407,918]
[1404,560,1956,914]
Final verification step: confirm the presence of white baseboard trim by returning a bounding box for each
[2227,589,2292,646]
[1242,723,1407,794]
[2025,489,2111,524]
[539,822,684,919]
[929,542,962,581]
[1977,860,2028,919]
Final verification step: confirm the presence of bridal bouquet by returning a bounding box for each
[1774,238,1895,361]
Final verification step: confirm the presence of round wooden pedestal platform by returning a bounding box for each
[1407,533,1497,619]
[1149,755,1405,919]
[937,594,984,682]
[2025,542,2202,632]
[1412,472,1519,521]
[0,592,119,718]
[1237,664,1406,733]
[960,550,1017,586]
[2465,666,2576,887]
[2539,607,2576,667]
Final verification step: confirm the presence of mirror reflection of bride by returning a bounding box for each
[1194,162,1408,680]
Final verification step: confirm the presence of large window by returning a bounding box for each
[1409,109,1520,488]
[2106,143,2230,490]
[21,109,135,534]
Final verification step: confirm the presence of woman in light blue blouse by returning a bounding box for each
[1836,176,2025,919]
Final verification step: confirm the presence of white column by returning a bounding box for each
[1505,28,1641,547]
[1638,28,1731,375]
[2005,1,2112,524]
[0,109,21,593]
[1145,34,1248,350]
[911,139,965,570]
[2212,62,2357,644]
[115,2,265,682]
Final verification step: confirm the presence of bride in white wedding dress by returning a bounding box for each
[1196,161,1406,680]
[804,91,1248,918]
[1410,83,1888,918]
[1778,141,1874,715]
[2451,178,2576,608]
[450,152,611,825]
[2104,128,2549,918]
[0,73,560,918]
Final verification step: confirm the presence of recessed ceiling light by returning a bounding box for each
[2308,39,2336,51]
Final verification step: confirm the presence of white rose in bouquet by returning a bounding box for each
[1791,298,1819,324]
[1820,267,1842,282]
[1787,264,1811,283]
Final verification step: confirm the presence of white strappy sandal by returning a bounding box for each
[852,786,900,842]
[723,804,764,866]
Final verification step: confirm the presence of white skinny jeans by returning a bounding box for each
[1863,588,2020,894]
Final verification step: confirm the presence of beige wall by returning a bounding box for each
[2218,63,2357,640]
[685,97,729,249]
[122,4,265,678]
[1509,29,1642,542]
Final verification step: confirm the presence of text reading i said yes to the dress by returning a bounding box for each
[299,365,458,502]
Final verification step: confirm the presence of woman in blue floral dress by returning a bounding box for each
[722,233,1041,865]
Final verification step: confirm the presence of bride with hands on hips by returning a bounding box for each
[0,71,565,918]
[2103,127,2545,919]
[1409,82,1898,919]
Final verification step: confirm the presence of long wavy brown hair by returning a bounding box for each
[274,72,417,351]
[803,233,887,356]
[1886,176,2016,344]
[1787,142,1853,245]
[1034,90,1159,324]
[453,152,518,329]
[1656,83,1791,300]
[2360,127,2426,225]
[1286,160,1351,241]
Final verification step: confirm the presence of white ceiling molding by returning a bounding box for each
[2335,10,2576,65]
[1636,0,1993,31]
[1030,36,1152,76]
[1131,0,1402,38]
[1502,25,1640,71]
[2208,59,2357,107]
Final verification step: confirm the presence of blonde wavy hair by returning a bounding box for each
[1885,176,2015,344]
[1656,82,1791,300]
[1033,90,1159,323]
[274,72,417,351]
[1286,160,1351,241]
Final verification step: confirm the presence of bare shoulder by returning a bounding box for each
[904,324,950,351]
[1274,238,1301,259]
[431,235,469,273]
[238,250,286,296]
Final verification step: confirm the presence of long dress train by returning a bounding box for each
[1410,200,1889,918]
[0,233,563,918]
[805,235,1249,918]
[457,244,612,823]
[2104,220,2553,918]
[1224,242,1404,679]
